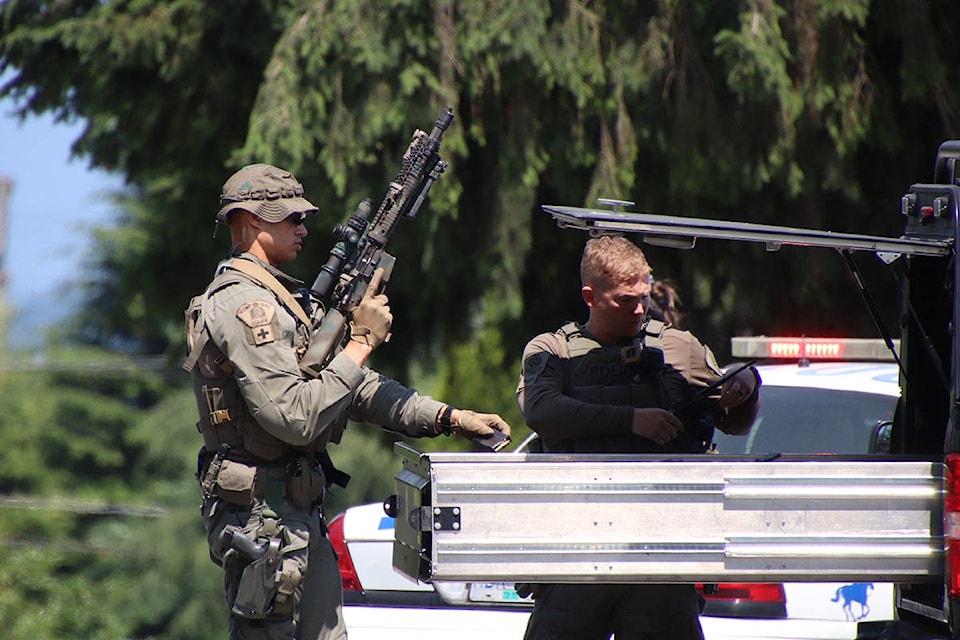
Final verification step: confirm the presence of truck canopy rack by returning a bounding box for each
[542,204,952,259]
[545,189,960,398]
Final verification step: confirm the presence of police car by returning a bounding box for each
[710,336,899,635]
[332,502,531,640]
[333,336,899,640]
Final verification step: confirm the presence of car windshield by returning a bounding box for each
[712,386,896,455]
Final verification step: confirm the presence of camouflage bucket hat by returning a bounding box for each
[217,163,318,224]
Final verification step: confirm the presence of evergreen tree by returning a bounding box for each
[3,3,960,636]
[2,1,956,375]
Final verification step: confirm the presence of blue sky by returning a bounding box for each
[0,96,124,349]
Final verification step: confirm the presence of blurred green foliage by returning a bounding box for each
[2,0,960,636]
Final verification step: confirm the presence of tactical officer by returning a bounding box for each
[183,163,512,640]
[516,235,760,640]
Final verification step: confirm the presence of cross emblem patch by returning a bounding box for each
[237,300,276,346]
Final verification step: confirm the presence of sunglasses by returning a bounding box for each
[285,213,309,226]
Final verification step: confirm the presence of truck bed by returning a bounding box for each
[393,445,943,585]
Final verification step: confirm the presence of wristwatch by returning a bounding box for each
[436,405,456,436]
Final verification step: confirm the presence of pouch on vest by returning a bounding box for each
[208,458,257,506]
[284,458,326,508]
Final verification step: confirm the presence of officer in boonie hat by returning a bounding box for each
[186,157,514,640]
[216,163,318,225]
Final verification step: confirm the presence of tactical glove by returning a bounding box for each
[349,269,392,349]
[455,410,512,442]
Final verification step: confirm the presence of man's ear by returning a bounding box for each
[582,285,595,308]
[227,209,257,230]
[244,211,264,230]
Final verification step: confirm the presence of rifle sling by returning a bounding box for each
[228,258,312,328]
[182,259,312,373]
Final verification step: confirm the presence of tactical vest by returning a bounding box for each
[182,257,346,465]
[541,320,714,454]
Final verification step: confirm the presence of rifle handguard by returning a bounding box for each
[302,107,453,371]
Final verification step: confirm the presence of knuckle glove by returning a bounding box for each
[457,410,481,434]
[350,298,391,348]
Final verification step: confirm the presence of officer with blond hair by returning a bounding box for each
[516,235,760,640]
[184,163,511,640]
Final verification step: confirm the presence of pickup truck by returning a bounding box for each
[390,141,960,639]
[335,344,901,639]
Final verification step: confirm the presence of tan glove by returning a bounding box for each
[349,269,392,349]
[454,410,513,450]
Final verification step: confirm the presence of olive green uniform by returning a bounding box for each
[185,253,444,640]
[516,320,737,640]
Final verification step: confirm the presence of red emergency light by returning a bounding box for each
[731,337,898,362]
[946,454,960,598]
[767,340,841,359]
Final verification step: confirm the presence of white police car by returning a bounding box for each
[332,336,900,640]
[709,336,899,633]
[331,502,531,640]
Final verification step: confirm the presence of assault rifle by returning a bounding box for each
[300,107,455,376]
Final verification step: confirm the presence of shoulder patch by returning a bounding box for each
[523,352,550,386]
[237,300,276,345]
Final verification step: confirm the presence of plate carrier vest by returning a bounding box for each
[182,256,349,486]
[541,319,715,454]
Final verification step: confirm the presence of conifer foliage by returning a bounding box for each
[2,4,960,635]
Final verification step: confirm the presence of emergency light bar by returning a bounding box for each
[731,336,899,362]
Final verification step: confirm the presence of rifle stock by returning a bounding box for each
[300,107,453,376]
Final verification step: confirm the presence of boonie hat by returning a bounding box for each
[217,163,318,224]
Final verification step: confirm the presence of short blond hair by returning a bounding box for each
[580,236,651,288]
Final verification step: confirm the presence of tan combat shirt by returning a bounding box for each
[202,253,443,453]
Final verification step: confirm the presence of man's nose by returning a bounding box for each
[636,296,651,315]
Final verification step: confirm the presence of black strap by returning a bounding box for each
[317,451,351,489]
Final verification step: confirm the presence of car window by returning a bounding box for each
[712,386,896,455]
